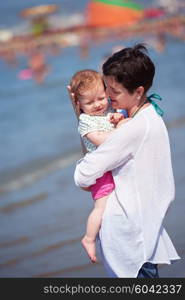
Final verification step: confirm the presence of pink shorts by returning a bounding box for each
[90,171,115,201]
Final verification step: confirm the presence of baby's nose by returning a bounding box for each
[94,104,100,109]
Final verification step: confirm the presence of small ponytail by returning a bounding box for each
[133,43,148,55]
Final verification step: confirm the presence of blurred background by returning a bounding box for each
[0,0,185,277]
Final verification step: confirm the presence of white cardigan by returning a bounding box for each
[74,105,180,277]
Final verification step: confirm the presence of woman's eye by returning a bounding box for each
[112,89,120,95]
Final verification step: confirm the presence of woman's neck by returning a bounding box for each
[128,95,149,118]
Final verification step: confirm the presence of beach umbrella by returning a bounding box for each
[86,0,144,27]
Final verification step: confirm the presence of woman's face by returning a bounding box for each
[104,75,138,111]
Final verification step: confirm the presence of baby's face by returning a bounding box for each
[79,83,109,116]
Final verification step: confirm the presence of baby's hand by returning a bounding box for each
[109,112,125,124]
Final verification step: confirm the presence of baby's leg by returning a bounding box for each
[81,195,107,263]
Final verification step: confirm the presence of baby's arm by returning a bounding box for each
[85,113,130,146]
[85,131,113,147]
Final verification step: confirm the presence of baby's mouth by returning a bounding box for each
[95,108,103,112]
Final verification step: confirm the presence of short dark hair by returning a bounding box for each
[102,43,155,94]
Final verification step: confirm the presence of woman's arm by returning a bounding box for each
[74,116,148,188]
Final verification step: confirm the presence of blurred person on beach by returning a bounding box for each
[68,70,129,263]
[28,49,50,84]
[73,44,180,277]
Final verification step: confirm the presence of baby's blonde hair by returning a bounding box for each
[70,69,104,101]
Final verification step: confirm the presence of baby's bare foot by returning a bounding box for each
[81,236,97,263]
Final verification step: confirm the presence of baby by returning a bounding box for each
[68,69,129,262]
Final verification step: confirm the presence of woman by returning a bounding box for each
[73,44,180,278]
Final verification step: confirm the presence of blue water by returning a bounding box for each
[0,0,184,175]
[0,0,88,27]
[1,37,185,174]
[0,0,185,277]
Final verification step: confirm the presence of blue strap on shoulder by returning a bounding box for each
[116,109,128,118]
[147,93,164,117]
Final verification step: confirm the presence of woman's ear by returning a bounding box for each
[136,86,144,100]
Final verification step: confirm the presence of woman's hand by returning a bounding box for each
[67,85,81,118]
[67,85,75,101]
